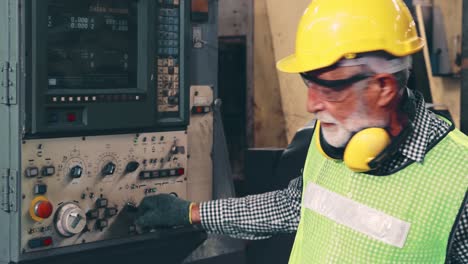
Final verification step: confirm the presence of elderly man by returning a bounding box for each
[137,0,468,262]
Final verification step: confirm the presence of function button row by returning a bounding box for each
[139,167,185,180]
[25,166,56,178]
[48,94,145,104]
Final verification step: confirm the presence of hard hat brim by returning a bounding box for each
[276,38,425,74]
[276,53,338,74]
[276,54,306,73]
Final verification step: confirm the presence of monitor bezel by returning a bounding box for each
[22,0,190,138]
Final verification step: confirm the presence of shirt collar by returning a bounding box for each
[398,92,443,162]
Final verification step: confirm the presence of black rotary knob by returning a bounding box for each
[102,162,116,176]
[125,161,140,173]
[69,166,83,178]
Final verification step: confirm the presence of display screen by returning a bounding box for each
[47,0,138,90]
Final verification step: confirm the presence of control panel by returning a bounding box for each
[20,131,187,252]
[157,4,182,113]
[28,0,190,136]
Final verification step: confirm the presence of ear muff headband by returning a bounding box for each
[314,121,345,160]
[315,121,334,159]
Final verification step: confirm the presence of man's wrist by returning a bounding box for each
[190,203,201,224]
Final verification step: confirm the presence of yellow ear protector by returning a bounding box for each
[315,121,412,172]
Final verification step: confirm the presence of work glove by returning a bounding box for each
[136,194,192,229]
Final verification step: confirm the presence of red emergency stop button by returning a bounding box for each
[29,196,54,222]
[35,201,53,218]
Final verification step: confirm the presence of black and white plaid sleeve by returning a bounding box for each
[199,176,302,240]
[449,201,468,263]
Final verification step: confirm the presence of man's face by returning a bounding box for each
[303,66,389,147]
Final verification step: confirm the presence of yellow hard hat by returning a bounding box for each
[277,0,425,73]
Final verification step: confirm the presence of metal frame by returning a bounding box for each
[461,0,468,134]
[1,0,20,262]
[246,0,254,148]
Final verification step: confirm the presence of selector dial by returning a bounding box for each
[70,165,83,178]
[97,154,120,177]
[55,203,87,237]
[64,157,86,179]
[125,161,140,173]
[102,162,116,175]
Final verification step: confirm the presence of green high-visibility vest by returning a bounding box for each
[289,128,468,263]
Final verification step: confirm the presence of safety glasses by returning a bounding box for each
[300,72,372,102]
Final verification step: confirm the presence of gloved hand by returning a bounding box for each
[136,194,192,229]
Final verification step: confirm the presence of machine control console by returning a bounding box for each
[20,131,188,252]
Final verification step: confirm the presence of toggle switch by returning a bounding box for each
[25,167,39,178]
[41,166,56,176]
[96,219,108,229]
[34,184,47,195]
[96,198,108,208]
[86,209,99,219]
[105,207,118,217]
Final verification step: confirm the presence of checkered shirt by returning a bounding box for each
[200,92,467,263]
